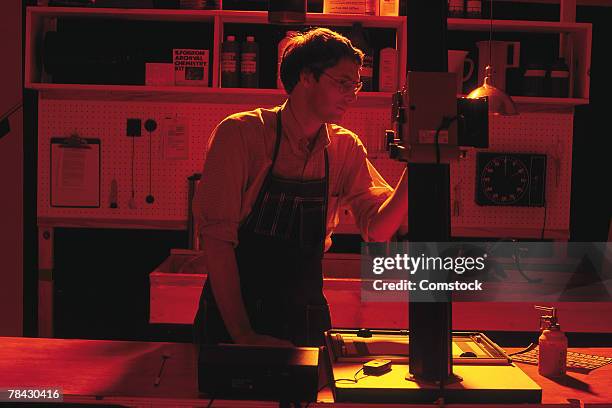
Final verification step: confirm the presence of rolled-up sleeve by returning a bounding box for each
[340,139,394,241]
[192,118,248,247]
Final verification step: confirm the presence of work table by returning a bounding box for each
[0,336,611,407]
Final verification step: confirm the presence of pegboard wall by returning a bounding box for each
[37,99,572,238]
[37,100,394,223]
[450,112,573,237]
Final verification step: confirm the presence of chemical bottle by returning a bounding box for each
[535,305,567,377]
[379,0,399,16]
[549,58,570,98]
[240,35,259,88]
[448,0,465,18]
[277,30,299,90]
[523,62,547,97]
[379,47,398,92]
[466,0,482,18]
[268,0,307,24]
[220,35,239,88]
[350,23,374,92]
[365,0,378,15]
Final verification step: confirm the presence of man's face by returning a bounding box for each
[303,58,361,123]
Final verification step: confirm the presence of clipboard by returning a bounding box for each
[50,135,101,208]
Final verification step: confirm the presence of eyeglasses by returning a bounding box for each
[320,71,363,94]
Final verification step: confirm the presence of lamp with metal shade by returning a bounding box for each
[466,0,519,116]
[467,65,518,115]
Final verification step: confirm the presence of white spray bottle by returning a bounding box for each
[535,305,567,377]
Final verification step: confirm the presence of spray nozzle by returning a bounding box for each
[535,305,560,330]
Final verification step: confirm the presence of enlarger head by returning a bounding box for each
[388,72,489,163]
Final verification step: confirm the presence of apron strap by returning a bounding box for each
[322,147,329,251]
[247,108,329,247]
[258,110,283,196]
[271,109,283,166]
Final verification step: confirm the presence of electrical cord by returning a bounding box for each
[129,131,136,208]
[487,238,542,284]
[539,175,548,240]
[304,367,368,408]
[540,203,548,240]
[144,119,157,204]
[334,367,366,384]
[513,243,543,284]
[0,101,23,139]
[507,342,538,356]
[434,115,462,164]
[0,101,23,122]
[148,127,152,199]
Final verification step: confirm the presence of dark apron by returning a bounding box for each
[194,110,331,347]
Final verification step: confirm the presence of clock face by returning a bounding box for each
[480,155,529,204]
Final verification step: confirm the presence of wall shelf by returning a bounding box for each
[27,7,406,27]
[30,83,394,107]
[448,17,592,101]
[29,83,588,108]
[218,10,406,28]
[26,6,408,93]
[448,17,592,33]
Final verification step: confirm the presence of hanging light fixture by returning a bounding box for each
[466,0,518,115]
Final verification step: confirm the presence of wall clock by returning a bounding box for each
[476,152,546,207]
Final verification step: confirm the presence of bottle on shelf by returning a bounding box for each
[523,62,547,97]
[240,36,259,88]
[549,58,570,98]
[365,0,378,16]
[465,0,482,18]
[379,47,398,92]
[277,30,299,90]
[268,0,307,24]
[350,23,374,92]
[448,0,465,18]
[180,0,206,9]
[220,35,240,88]
[379,0,399,16]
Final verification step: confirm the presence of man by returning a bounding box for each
[193,27,408,347]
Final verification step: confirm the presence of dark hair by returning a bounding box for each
[279,27,364,94]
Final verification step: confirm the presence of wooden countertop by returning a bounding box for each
[505,346,612,405]
[0,337,200,400]
[0,336,611,407]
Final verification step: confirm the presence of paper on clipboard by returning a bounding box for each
[161,116,189,160]
[51,136,100,208]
